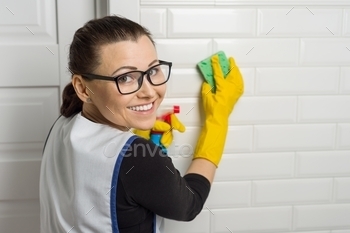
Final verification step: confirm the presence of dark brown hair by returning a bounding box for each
[61,15,154,117]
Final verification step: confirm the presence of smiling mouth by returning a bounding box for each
[127,102,153,112]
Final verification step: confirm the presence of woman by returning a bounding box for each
[40,15,243,233]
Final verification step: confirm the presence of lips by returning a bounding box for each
[127,103,153,112]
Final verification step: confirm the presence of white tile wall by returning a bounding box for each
[254,124,336,152]
[256,67,339,95]
[163,211,210,233]
[334,178,350,202]
[340,68,350,94]
[206,181,251,208]
[296,151,350,177]
[167,67,255,97]
[300,39,350,66]
[294,204,350,230]
[252,178,332,205]
[337,124,350,149]
[298,96,350,123]
[258,8,343,36]
[214,38,299,66]
[215,152,294,181]
[136,2,350,233]
[168,9,256,37]
[333,230,350,233]
[141,8,167,38]
[155,39,212,67]
[168,125,253,155]
[344,9,350,36]
[229,96,297,124]
[212,207,292,232]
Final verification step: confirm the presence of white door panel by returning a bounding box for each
[0,88,59,143]
[0,160,41,200]
[0,200,40,233]
[0,0,95,232]
[0,45,59,86]
[0,0,57,44]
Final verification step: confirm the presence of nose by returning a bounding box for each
[136,74,156,98]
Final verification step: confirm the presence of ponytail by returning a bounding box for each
[60,82,83,117]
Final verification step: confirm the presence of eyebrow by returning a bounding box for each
[111,59,159,76]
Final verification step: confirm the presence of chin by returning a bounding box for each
[133,119,156,131]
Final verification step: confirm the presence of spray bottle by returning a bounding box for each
[150,105,180,154]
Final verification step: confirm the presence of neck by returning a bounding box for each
[82,103,130,132]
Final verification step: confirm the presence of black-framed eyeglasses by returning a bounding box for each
[82,60,172,95]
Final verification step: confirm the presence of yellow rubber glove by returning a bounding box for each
[193,55,244,166]
[133,113,186,148]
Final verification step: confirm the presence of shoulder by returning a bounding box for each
[124,137,167,158]
[119,137,174,179]
[122,137,171,166]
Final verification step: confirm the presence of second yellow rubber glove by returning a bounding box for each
[133,113,185,148]
[193,55,244,166]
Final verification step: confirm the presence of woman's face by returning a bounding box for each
[85,35,166,130]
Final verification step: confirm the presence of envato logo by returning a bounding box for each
[103,141,194,158]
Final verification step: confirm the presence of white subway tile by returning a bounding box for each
[258,8,342,36]
[296,151,350,177]
[216,0,350,5]
[168,8,256,37]
[284,231,330,233]
[337,124,350,149]
[155,39,212,67]
[140,8,166,38]
[298,96,350,123]
[167,127,199,160]
[168,125,252,159]
[254,124,336,152]
[300,39,350,65]
[141,0,214,5]
[229,97,297,124]
[344,9,350,36]
[167,67,254,98]
[225,126,253,153]
[167,68,202,98]
[215,152,294,181]
[256,67,339,95]
[214,39,299,66]
[169,125,253,156]
[253,179,332,206]
[213,207,292,232]
[340,67,350,94]
[161,98,201,126]
[333,229,350,233]
[240,68,255,96]
[205,181,251,208]
[170,157,192,176]
[0,160,40,200]
[334,178,350,202]
[163,210,210,233]
[294,204,350,230]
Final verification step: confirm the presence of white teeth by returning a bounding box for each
[128,103,153,111]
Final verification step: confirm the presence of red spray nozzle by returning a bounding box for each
[173,105,180,114]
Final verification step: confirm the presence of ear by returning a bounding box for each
[72,75,90,102]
